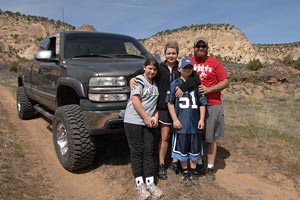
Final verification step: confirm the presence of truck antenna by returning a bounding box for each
[62,8,65,23]
[62,8,65,31]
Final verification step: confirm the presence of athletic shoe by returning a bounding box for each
[146,183,163,198]
[190,171,200,185]
[158,164,167,180]
[136,183,150,200]
[181,171,191,186]
[170,162,182,174]
[196,163,206,175]
[203,168,215,183]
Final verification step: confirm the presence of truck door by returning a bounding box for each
[34,35,62,110]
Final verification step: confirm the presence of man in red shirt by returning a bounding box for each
[190,36,229,182]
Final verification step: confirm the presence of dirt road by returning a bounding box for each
[1,83,299,200]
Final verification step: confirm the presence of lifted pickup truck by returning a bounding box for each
[17,31,155,171]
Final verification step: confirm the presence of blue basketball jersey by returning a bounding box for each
[166,78,207,134]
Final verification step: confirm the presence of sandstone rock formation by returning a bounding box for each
[140,24,300,64]
[1,11,76,61]
[76,25,97,32]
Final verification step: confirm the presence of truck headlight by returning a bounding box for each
[89,77,126,87]
[89,76,128,102]
[89,94,127,102]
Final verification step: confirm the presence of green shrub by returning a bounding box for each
[292,57,300,70]
[9,58,31,73]
[282,55,293,66]
[10,61,18,72]
[247,59,263,71]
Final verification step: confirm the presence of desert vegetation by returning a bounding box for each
[0,63,299,199]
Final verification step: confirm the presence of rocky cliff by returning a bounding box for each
[253,43,300,64]
[0,11,299,64]
[0,11,93,61]
[140,24,300,64]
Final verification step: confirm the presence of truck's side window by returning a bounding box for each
[124,42,142,55]
[40,38,49,50]
[48,37,56,57]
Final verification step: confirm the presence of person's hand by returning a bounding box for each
[198,120,205,130]
[129,78,137,90]
[150,117,158,128]
[143,116,153,128]
[175,86,184,98]
[173,119,182,129]
[199,84,213,94]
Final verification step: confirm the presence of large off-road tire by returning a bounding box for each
[52,104,95,172]
[17,86,35,120]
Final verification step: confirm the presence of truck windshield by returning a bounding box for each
[64,33,151,59]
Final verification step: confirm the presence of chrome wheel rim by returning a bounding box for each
[56,122,68,156]
[17,94,21,113]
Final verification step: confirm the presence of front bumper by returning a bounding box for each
[80,99,126,135]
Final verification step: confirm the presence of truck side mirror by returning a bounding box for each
[35,50,57,62]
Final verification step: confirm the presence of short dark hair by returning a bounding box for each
[164,41,179,54]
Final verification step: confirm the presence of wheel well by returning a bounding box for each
[57,85,80,106]
[18,76,23,87]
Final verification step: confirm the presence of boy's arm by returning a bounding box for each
[198,105,206,130]
[197,92,207,129]
[167,102,182,129]
[178,71,200,92]
[132,95,152,127]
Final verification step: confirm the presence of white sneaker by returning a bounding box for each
[136,183,150,200]
[146,183,163,198]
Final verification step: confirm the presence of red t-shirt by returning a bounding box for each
[190,56,228,105]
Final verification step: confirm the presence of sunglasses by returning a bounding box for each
[195,44,207,49]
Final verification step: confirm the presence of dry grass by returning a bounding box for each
[223,82,300,139]
[1,68,299,199]
[223,86,300,182]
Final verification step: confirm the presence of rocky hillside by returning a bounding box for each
[140,24,300,64]
[253,43,300,64]
[0,11,94,61]
[141,24,255,63]
[0,10,299,64]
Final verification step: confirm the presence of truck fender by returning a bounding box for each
[57,77,86,97]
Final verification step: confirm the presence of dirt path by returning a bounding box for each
[1,83,299,200]
[0,84,127,200]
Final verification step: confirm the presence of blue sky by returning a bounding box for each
[1,0,299,44]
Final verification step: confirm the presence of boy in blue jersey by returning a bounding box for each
[166,57,207,186]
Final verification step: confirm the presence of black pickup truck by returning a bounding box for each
[17,31,156,171]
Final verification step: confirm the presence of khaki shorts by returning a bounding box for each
[205,105,224,143]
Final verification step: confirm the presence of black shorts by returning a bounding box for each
[171,133,203,162]
[158,109,172,125]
